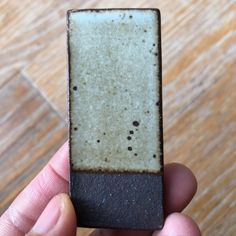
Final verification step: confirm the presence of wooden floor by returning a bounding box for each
[0,0,236,235]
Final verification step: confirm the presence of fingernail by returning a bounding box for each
[32,195,61,234]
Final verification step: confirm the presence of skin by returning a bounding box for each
[0,142,201,236]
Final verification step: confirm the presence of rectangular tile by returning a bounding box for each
[68,9,163,230]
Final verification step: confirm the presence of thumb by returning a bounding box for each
[27,193,76,236]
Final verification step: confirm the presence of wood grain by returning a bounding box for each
[0,0,235,235]
[0,72,67,214]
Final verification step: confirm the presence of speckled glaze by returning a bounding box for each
[68,9,162,173]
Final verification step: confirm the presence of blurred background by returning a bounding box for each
[0,0,235,235]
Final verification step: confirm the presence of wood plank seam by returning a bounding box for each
[21,71,67,122]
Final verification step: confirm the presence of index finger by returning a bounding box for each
[0,142,69,236]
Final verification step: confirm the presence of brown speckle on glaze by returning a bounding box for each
[133,121,139,127]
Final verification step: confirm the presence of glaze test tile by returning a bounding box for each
[68,9,164,230]
[69,9,162,173]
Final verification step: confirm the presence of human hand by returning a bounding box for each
[0,142,201,236]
